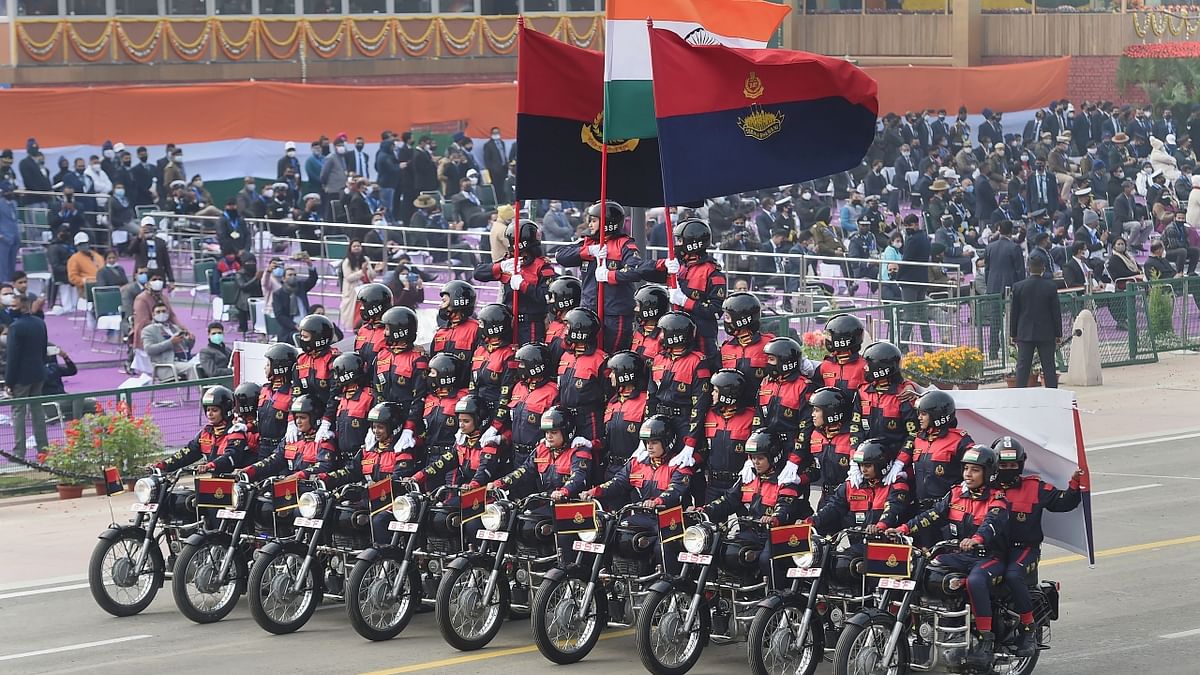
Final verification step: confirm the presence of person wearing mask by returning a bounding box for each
[277,141,301,181]
[272,263,319,344]
[198,322,234,378]
[106,181,137,250]
[983,220,1026,357]
[216,198,250,255]
[131,271,176,351]
[66,232,104,299]
[474,219,556,344]
[897,214,933,349]
[344,176,373,226]
[129,216,175,284]
[0,181,19,283]
[303,140,325,198]
[129,147,156,207]
[19,143,53,208]
[320,135,350,220]
[95,249,128,289]
[541,200,574,242]
[375,132,401,220]
[339,239,380,329]
[141,300,196,379]
[5,295,50,458]
[1163,209,1200,275]
[42,345,98,420]
[483,127,511,203]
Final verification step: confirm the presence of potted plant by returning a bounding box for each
[44,403,165,498]
[901,351,935,387]
[799,330,828,364]
[940,345,984,389]
[1005,344,1043,387]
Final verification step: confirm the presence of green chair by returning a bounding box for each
[265,313,282,342]
[88,286,124,351]
[20,249,53,295]
[190,260,218,319]
[218,277,239,322]
[324,235,350,261]
[477,184,498,209]
[1103,206,1115,231]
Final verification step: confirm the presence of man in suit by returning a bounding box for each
[375,133,401,220]
[450,176,486,229]
[1063,241,1099,291]
[320,135,350,221]
[975,173,1001,225]
[1028,231,1065,288]
[483,127,510,203]
[271,262,318,344]
[130,147,157,207]
[1025,161,1059,216]
[891,144,915,211]
[897,214,932,350]
[1112,179,1152,252]
[411,136,439,196]
[1023,110,1049,144]
[349,137,371,180]
[17,141,52,209]
[984,220,1026,358]
[863,160,887,198]
[5,294,49,456]
[1009,256,1062,388]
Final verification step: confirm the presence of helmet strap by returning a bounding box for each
[736,330,754,346]
[833,349,852,365]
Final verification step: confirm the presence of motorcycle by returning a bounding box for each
[247,479,374,634]
[834,537,1061,675]
[89,467,200,617]
[531,502,663,664]
[436,491,557,651]
[748,526,875,675]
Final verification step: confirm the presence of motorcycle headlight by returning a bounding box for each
[232,483,249,510]
[578,528,599,544]
[392,495,418,523]
[298,491,324,519]
[792,552,815,569]
[682,525,709,555]
[134,477,159,504]
[481,503,507,531]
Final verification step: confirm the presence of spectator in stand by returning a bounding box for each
[897,214,932,350]
[49,197,85,239]
[45,228,74,313]
[198,322,234,378]
[66,232,104,299]
[386,254,427,310]
[216,198,250,255]
[18,140,52,208]
[345,176,373,225]
[1187,174,1200,226]
[0,180,18,283]
[85,155,113,206]
[214,245,241,293]
[0,150,15,185]
[131,271,176,351]
[483,127,511,202]
[278,141,301,181]
[11,272,43,318]
[41,345,97,420]
[229,253,262,334]
[141,300,196,379]
[130,147,156,207]
[235,176,263,220]
[107,181,137,250]
[261,257,285,316]
[375,132,401,221]
[271,265,313,344]
[321,134,350,220]
[129,217,175,285]
[541,200,574,242]
[1163,210,1200,275]
[0,283,15,325]
[339,240,381,328]
[96,249,128,289]
[305,140,325,198]
[6,294,49,457]
[1009,256,1062,389]
[120,266,146,347]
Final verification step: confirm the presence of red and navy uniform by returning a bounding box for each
[292,348,339,406]
[818,354,868,399]
[632,323,663,361]
[755,371,813,446]
[323,439,404,488]
[474,256,557,344]
[469,341,517,419]
[591,455,692,508]
[811,474,912,539]
[603,389,648,479]
[799,422,863,505]
[157,423,251,474]
[432,317,480,363]
[719,331,775,393]
[494,439,593,499]
[556,345,609,443]
[421,386,469,451]
[641,256,727,356]
[494,379,559,468]
[256,382,293,459]
[374,346,429,429]
[648,349,711,449]
[546,316,568,374]
[997,474,1082,623]
[556,235,643,352]
[324,385,376,455]
[411,431,501,491]
[354,321,388,370]
[242,432,341,480]
[857,379,918,462]
[911,427,975,505]
[702,405,756,499]
[702,469,809,575]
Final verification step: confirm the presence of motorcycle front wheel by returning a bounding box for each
[88,529,164,617]
[833,614,910,675]
[636,587,710,675]
[436,562,510,651]
[172,538,247,624]
[346,552,420,642]
[248,545,320,634]
[748,602,823,675]
[531,575,607,664]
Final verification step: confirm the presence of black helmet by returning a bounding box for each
[201,385,235,419]
[295,314,336,353]
[852,439,890,474]
[539,405,576,438]
[961,445,999,484]
[289,394,325,421]
[427,353,464,391]
[992,436,1026,485]
[356,283,393,323]
[587,200,626,235]
[658,311,695,350]
[722,292,762,335]
[440,280,477,318]
[917,390,957,430]
[331,352,368,389]
[366,401,405,439]
[505,219,542,257]
[546,276,582,315]
[677,218,711,257]
[810,386,850,426]
[454,394,486,424]
[564,307,601,348]
[711,368,747,407]
[863,341,903,382]
[265,342,299,378]
[515,342,551,382]
[824,314,865,353]
[478,303,514,343]
[764,336,803,379]
[606,350,646,389]
[381,306,419,346]
[639,415,677,450]
[233,382,261,417]
[745,428,785,468]
[634,285,671,323]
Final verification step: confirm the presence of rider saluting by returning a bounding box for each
[153,385,250,475]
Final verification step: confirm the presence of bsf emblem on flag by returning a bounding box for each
[658,505,685,543]
[739,105,784,141]
[573,512,585,525]
[886,554,899,568]
[743,71,764,100]
[581,112,640,154]
[770,523,812,559]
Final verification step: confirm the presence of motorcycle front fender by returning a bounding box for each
[446,551,493,573]
[542,566,569,584]
[845,607,897,630]
[355,547,383,564]
[649,577,685,595]
[258,540,285,558]
[183,530,234,548]
[97,524,143,542]
[755,590,802,612]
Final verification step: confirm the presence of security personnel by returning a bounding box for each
[582,416,693,511]
[421,352,470,453]
[601,350,650,480]
[556,308,608,446]
[411,395,502,491]
[353,282,392,368]
[647,312,711,469]
[890,445,1009,670]
[544,275,582,374]
[810,440,912,553]
[487,342,559,469]
[857,341,919,469]
[631,285,670,360]
[154,386,251,474]
[257,343,297,459]
[375,306,427,448]
[789,386,863,508]
[992,436,1084,657]
[702,368,757,502]
[910,391,975,520]
[324,352,377,456]
[719,292,775,393]
[240,395,341,480]
[555,200,643,352]
[641,219,727,357]
[490,406,593,503]
[323,401,408,488]
[469,303,518,421]
[817,314,868,397]
[755,336,814,447]
[290,313,339,408]
[474,220,557,344]
[233,381,263,457]
[432,280,479,361]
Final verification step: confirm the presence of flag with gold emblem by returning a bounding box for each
[103,466,124,496]
[554,501,597,535]
[367,478,393,517]
[865,541,914,579]
[197,477,236,509]
[658,504,686,543]
[769,522,812,559]
[273,475,300,513]
[460,485,490,523]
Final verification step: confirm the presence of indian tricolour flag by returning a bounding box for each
[603,0,792,141]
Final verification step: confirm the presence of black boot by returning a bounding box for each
[965,630,995,671]
[1015,624,1037,657]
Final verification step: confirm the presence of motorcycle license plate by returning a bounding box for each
[787,567,822,578]
[476,529,509,541]
[677,552,713,565]
[216,509,246,520]
[877,578,916,591]
[572,541,606,553]
[389,521,419,533]
[294,517,324,529]
[130,503,158,513]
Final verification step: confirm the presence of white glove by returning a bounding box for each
[499,259,515,275]
[848,460,864,488]
[669,286,687,307]
[632,441,649,463]
[285,420,299,443]
[480,427,501,448]
[509,274,523,291]
[364,428,378,452]
[594,264,608,283]
[586,244,603,259]
[778,460,800,484]
[800,357,819,378]
[668,444,696,468]
[883,460,906,486]
[665,258,680,274]
[738,458,756,483]
[396,429,415,451]
[229,421,247,434]
[571,436,593,450]
[455,430,467,446]
[315,420,334,443]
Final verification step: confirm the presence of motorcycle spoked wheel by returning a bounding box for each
[247,545,321,634]
[636,587,710,675]
[531,575,608,664]
[748,603,823,675]
[88,530,165,617]
[345,552,421,642]
[172,538,247,624]
[1006,624,1046,675]
[833,614,910,675]
[436,563,511,651]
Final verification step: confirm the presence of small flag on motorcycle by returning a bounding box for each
[460,486,490,523]
[273,476,300,512]
[197,477,236,510]
[103,466,124,496]
[865,541,914,579]
[554,501,597,535]
[658,505,685,543]
[367,478,393,517]
[770,523,812,559]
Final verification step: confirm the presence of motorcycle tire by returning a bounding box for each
[748,602,823,675]
[88,529,164,617]
[635,587,710,675]
[172,538,247,624]
[247,544,320,635]
[346,552,421,642]
[833,613,910,675]
[436,562,510,651]
[531,575,608,664]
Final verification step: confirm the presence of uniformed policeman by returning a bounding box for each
[601,350,650,481]
[485,342,559,469]
[256,343,297,459]
[631,285,670,361]
[857,341,919,471]
[718,292,776,393]
[474,220,557,344]
[239,395,341,481]
[647,312,712,470]
[469,303,518,422]
[431,280,480,362]
[374,306,426,454]
[324,352,377,456]
[702,368,758,502]
[154,386,251,474]
[640,219,727,357]
[544,275,582,374]
[353,282,392,368]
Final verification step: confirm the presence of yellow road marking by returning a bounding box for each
[361,628,635,675]
[1041,534,1200,567]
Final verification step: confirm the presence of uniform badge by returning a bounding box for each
[575,378,585,389]
[628,423,637,433]
[529,413,538,424]
[396,376,407,385]
[735,443,744,453]
[887,420,897,430]
[855,512,866,523]
[839,456,849,467]
[446,418,455,426]
[784,409,794,418]
[1016,512,1027,522]
[949,524,958,536]
[677,383,687,392]
[489,371,500,382]
[935,465,945,476]
[276,411,286,420]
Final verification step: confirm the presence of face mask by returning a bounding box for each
[468,176,479,186]
[491,133,501,141]
[103,149,115,159]
[263,189,274,198]
[286,150,296,157]
[209,333,225,345]
[272,267,285,279]
[355,143,364,151]
[0,293,14,306]
[802,192,812,200]
[173,155,183,162]
[153,311,170,323]
[1020,155,1029,162]
[335,145,346,155]
[246,183,256,192]
[114,188,125,198]
[90,163,101,171]
[136,273,148,284]
[0,335,6,345]
[107,262,118,269]
[149,279,164,291]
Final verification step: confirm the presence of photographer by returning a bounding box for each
[720,211,760,288]
[141,300,197,379]
[383,250,432,310]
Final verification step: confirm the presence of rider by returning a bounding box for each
[556,307,608,454]
[324,352,378,456]
[601,350,650,481]
[353,282,392,369]
[640,218,727,357]
[631,285,670,361]
[420,352,471,456]
[719,292,775,393]
[257,342,298,459]
[755,336,814,448]
[992,436,1084,657]
[889,445,1010,670]
[233,381,263,458]
[240,395,341,481]
[153,385,251,474]
[490,406,594,503]
[857,341,919,468]
[374,306,427,452]
[809,439,912,553]
[817,314,869,398]
[582,415,693,512]
[411,394,502,492]
[702,368,757,503]
[544,275,582,374]
[487,342,559,470]
[647,311,711,473]
[323,401,408,488]
[909,391,975,540]
[290,313,339,408]
[469,303,518,423]
[787,386,863,508]
[474,219,557,344]
[431,280,479,362]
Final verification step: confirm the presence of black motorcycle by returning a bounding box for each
[834,537,1061,675]
[89,467,199,617]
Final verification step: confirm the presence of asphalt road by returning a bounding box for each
[1,432,1198,675]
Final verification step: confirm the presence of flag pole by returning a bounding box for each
[513,17,524,343]
[646,18,677,290]
[598,134,608,324]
